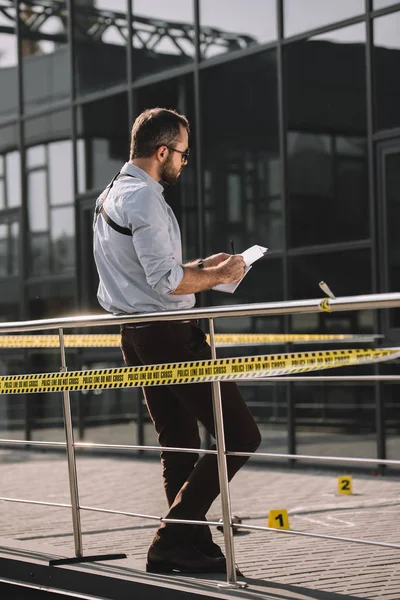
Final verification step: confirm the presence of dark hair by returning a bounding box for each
[130,108,190,160]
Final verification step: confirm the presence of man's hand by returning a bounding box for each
[203,252,230,268]
[214,255,246,283]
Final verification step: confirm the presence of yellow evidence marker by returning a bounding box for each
[267,509,290,530]
[338,475,353,495]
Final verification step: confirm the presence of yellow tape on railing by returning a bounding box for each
[0,348,398,394]
[0,333,378,348]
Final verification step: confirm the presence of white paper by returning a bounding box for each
[212,245,268,293]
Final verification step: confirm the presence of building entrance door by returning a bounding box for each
[377,139,400,341]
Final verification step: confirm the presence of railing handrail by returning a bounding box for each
[1,292,400,333]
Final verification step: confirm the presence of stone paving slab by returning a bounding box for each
[1,448,400,599]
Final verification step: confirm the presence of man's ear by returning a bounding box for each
[157,145,167,162]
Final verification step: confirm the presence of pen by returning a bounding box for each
[319,281,335,299]
[230,239,235,255]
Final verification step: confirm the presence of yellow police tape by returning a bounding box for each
[0,348,399,394]
[0,333,379,349]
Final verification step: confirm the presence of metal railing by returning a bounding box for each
[1,292,400,589]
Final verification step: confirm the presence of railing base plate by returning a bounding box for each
[49,553,127,566]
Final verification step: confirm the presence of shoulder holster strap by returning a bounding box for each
[95,172,135,236]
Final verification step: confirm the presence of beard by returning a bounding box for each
[160,155,181,186]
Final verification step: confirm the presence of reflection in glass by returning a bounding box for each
[286,24,368,247]
[20,1,70,112]
[28,206,47,277]
[74,0,128,95]
[284,0,364,37]
[131,0,194,80]
[0,3,17,123]
[27,145,46,169]
[200,0,276,58]
[202,51,281,261]
[373,12,400,130]
[5,151,21,207]
[51,206,75,273]
[48,140,73,205]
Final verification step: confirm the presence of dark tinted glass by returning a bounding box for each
[289,249,372,333]
[284,0,365,37]
[384,149,400,328]
[295,383,376,465]
[202,51,281,261]
[373,12,400,131]
[76,93,129,192]
[74,0,127,97]
[20,1,70,113]
[384,384,400,461]
[199,0,277,59]
[135,77,197,261]
[131,0,194,80]
[286,24,368,247]
[0,2,17,123]
[28,280,76,319]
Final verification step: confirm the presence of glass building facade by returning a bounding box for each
[0,0,399,467]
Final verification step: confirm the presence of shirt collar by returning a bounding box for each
[120,162,164,194]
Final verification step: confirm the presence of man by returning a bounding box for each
[93,108,261,574]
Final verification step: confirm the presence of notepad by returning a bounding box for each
[212,244,268,293]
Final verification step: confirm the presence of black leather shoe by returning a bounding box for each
[146,542,227,574]
[192,524,225,559]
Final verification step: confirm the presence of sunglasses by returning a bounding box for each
[165,146,190,162]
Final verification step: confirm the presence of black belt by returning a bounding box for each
[122,319,198,330]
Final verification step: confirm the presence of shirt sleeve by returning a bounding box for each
[123,187,184,295]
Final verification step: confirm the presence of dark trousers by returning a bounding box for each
[121,320,261,546]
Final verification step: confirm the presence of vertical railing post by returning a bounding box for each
[58,328,83,558]
[208,318,246,589]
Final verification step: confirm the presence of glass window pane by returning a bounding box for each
[373,11,400,131]
[25,110,72,148]
[77,93,128,190]
[28,280,76,319]
[10,220,19,276]
[295,383,376,464]
[27,145,46,169]
[0,179,4,210]
[51,206,75,274]
[286,24,368,247]
[202,50,282,257]
[0,3,17,124]
[28,170,49,276]
[131,0,194,80]
[200,0,277,59]
[384,150,400,328]
[20,1,70,113]
[48,140,74,205]
[284,0,365,37]
[289,249,372,333]
[0,223,7,276]
[28,171,48,232]
[74,0,127,96]
[5,151,21,207]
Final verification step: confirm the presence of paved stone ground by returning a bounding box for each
[1,446,400,599]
